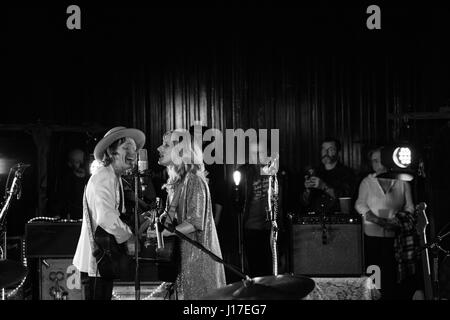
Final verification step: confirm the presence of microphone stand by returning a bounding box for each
[133,169,140,300]
[234,185,245,274]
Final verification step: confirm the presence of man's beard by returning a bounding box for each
[322,155,337,164]
[73,167,86,177]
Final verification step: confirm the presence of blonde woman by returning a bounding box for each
[151,129,226,300]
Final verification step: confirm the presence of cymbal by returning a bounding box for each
[0,259,28,288]
[202,274,315,300]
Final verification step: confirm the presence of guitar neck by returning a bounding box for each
[416,204,434,300]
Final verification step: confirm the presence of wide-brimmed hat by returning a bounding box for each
[93,126,145,161]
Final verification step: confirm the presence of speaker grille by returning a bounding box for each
[291,223,364,276]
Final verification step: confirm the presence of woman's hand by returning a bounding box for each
[146,228,174,238]
[384,217,401,232]
[138,218,152,237]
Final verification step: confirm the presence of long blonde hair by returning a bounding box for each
[162,129,207,191]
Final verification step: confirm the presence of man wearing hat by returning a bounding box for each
[73,126,145,300]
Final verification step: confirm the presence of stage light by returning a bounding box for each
[0,159,7,175]
[0,159,16,175]
[379,144,417,181]
[233,170,241,186]
[392,147,412,168]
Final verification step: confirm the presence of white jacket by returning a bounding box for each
[72,165,132,276]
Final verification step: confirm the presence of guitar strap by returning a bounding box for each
[82,186,97,255]
[83,177,125,252]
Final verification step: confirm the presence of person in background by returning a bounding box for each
[237,139,278,277]
[301,137,356,215]
[355,147,418,300]
[189,125,226,227]
[51,148,89,220]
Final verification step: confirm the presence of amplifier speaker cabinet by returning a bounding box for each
[40,258,85,300]
[289,214,364,276]
[25,222,81,258]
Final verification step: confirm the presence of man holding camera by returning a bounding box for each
[301,137,356,215]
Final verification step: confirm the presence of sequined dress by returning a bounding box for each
[166,172,226,300]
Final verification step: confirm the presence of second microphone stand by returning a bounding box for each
[133,171,140,300]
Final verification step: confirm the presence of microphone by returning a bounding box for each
[138,149,148,173]
[155,197,164,250]
[156,217,164,250]
[138,149,148,191]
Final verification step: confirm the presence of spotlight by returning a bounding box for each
[0,158,16,175]
[392,147,412,168]
[378,144,417,181]
[233,170,241,186]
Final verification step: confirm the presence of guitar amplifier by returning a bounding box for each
[40,258,85,300]
[25,222,82,258]
[289,214,364,276]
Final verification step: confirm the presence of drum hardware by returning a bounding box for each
[157,208,315,300]
[202,274,315,300]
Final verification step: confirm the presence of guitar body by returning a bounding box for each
[93,226,129,279]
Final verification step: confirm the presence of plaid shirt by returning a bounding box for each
[393,210,420,283]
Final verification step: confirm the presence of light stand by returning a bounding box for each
[133,169,140,300]
[233,170,245,274]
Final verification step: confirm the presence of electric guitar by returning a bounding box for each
[415,202,433,300]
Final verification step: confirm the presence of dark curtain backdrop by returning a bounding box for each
[3,5,450,251]
[4,5,449,175]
